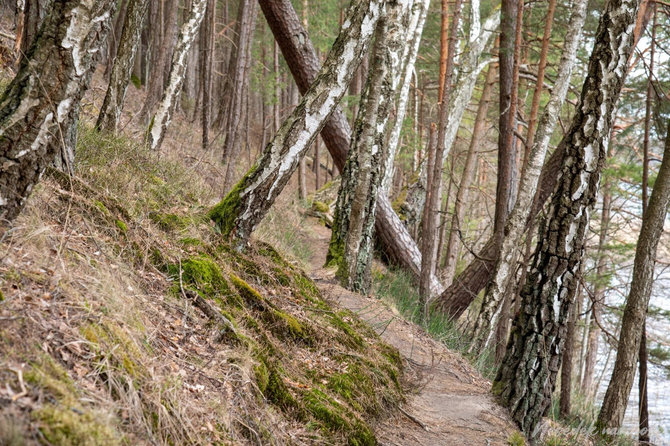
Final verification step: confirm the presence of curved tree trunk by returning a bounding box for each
[0,0,116,226]
[209,0,384,251]
[469,0,587,352]
[96,0,149,133]
[147,0,207,151]
[492,0,639,436]
[597,117,670,434]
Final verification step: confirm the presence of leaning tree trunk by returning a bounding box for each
[96,0,149,133]
[596,128,670,437]
[492,0,639,437]
[0,0,116,226]
[209,0,384,251]
[147,0,207,151]
[258,0,441,295]
[328,4,405,293]
[469,0,587,352]
[435,0,655,320]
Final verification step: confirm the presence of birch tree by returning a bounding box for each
[328,0,409,294]
[469,0,587,353]
[209,0,384,251]
[258,0,441,295]
[0,0,116,226]
[147,0,207,151]
[492,0,639,436]
[381,0,430,194]
[96,0,149,133]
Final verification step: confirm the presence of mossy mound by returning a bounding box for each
[165,240,403,444]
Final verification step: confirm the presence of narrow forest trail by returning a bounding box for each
[302,220,520,445]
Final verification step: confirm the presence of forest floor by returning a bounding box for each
[303,221,519,445]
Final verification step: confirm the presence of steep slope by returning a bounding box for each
[0,129,402,445]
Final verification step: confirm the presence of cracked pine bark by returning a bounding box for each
[492,0,639,436]
[328,1,409,293]
[209,0,383,251]
[596,136,670,433]
[469,0,587,353]
[0,0,116,227]
[96,0,149,133]
[147,0,207,151]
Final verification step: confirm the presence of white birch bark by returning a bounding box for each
[148,0,207,150]
[209,0,384,250]
[381,0,430,194]
[470,0,587,352]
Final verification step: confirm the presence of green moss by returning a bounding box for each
[229,273,264,308]
[178,237,203,247]
[312,201,330,213]
[265,366,300,413]
[254,362,269,394]
[169,255,230,298]
[208,166,257,237]
[33,405,120,446]
[115,219,128,233]
[0,289,4,301]
[328,312,365,348]
[94,200,110,216]
[271,309,306,341]
[149,211,192,231]
[303,389,349,431]
[130,74,141,89]
[24,355,78,401]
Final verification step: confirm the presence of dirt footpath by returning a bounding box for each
[306,223,520,445]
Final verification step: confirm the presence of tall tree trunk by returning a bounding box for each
[200,0,215,149]
[469,0,586,352]
[96,0,149,133]
[222,0,258,190]
[210,0,384,251]
[524,0,556,165]
[17,0,52,66]
[638,7,655,444]
[493,0,639,436]
[597,117,670,434]
[441,62,495,284]
[258,0,441,294]
[420,0,463,308]
[560,285,578,419]
[581,173,611,397]
[381,0,430,194]
[494,0,519,248]
[0,0,116,226]
[147,0,207,151]
[328,4,404,293]
[139,0,178,121]
[399,2,499,235]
